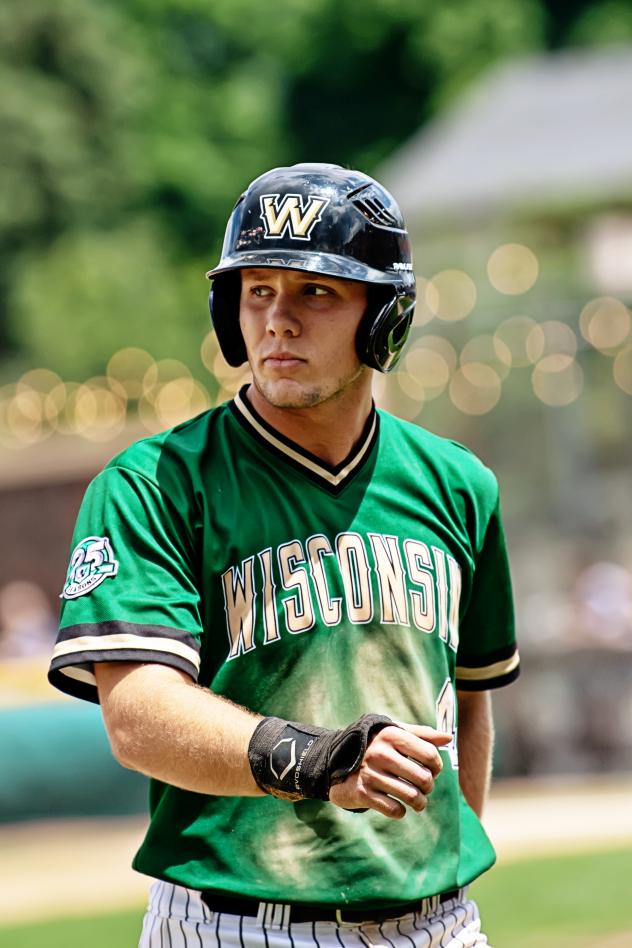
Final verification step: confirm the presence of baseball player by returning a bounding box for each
[48,163,519,947]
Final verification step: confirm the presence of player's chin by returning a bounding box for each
[256,376,322,409]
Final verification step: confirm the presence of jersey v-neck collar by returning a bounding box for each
[229,385,379,495]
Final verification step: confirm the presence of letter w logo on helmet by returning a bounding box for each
[260,193,329,240]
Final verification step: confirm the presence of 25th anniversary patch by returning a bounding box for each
[61,536,119,599]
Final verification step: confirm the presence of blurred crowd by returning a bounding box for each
[0,580,56,659]
[521,557,632,652]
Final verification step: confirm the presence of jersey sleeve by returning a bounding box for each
[48,464,203,704]
[455,489,519,691]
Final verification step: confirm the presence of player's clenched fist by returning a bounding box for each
[247,713,451,819]
[329,723,452,819]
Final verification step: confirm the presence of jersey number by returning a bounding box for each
[435,677,458,769]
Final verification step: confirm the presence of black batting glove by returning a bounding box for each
[248,713,394,802]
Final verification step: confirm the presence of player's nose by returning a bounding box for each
[265,291,301,337]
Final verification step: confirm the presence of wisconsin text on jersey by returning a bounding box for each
[222,531,461,659]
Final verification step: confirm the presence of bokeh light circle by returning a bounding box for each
[532,355,583,406]
[494,316,542,367]
[86,375,128,402]
[425,270,477,322]
[449,363,501,415]
[79,382,127,441]
[7,390,48,444]
[403,344,452,400]
[107,348,156,399]
[143,359,192,403]
[47,383,81,434]
[529,320,577,360]
[579,297,631,353]
[460,334,511,380]
[374,373,423,421]
[411,336,458,371]
[487,243,539,295]
[16,368,62,395]
[397,371,425,402]
[70,386,99,430]
[139,379,210,432]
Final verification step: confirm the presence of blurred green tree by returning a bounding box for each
[1,0,287,378]
[1,0,625,382]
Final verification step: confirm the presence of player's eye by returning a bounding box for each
[304,284,333,297]
[250,285,273,297]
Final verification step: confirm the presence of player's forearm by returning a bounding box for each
[456,689,494,817]
[95,662,265,796]
[95,662,451,816]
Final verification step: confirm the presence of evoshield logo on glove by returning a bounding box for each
[270,734,316,790]
[61,536,119,599]
[260,193,330,240]
[270,738,297,782]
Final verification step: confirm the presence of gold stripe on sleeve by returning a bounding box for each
[51,633,201,672]
[60,666,97,685]
[456,649,520,682]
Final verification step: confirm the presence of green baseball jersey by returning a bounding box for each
[49,387,519,905]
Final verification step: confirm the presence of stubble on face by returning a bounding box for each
[251,361,368,411]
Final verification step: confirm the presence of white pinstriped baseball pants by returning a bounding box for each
[139,880,491,948]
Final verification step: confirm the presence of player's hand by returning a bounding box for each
[328,723,452,819]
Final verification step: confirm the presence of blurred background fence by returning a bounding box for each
[1,0,632,820]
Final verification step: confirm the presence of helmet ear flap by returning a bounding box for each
[209,272,248,367]
[356,286,415,373]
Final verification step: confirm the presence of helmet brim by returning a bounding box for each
[206,249,410,288]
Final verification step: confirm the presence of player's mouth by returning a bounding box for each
[262,352,306,369]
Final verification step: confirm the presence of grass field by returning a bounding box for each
[1,845,630,947]
[472,845,632,946]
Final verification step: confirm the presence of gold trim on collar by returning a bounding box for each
[233,390,377,488]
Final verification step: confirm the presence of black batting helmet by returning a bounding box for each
[206,163,416,373]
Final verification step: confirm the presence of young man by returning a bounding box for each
[49,163,519,947]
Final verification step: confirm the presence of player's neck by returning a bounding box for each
[245,377,374,467]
